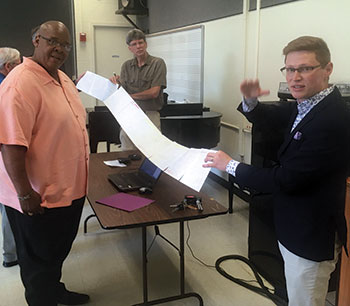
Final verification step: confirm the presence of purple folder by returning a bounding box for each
[96,192,154,212]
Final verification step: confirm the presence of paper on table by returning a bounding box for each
[77,72,214,192]
[103,160,127,167]
[96,192,154,212]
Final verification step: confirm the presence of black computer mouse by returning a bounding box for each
[129,153,142,161]
[118,157,130,164]
[138,186,153,194]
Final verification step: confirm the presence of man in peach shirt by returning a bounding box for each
[0,21,89,305]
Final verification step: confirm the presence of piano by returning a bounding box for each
[160,102,222,149]
[86,103,222,153]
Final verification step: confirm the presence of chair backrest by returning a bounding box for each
[94,105,109,112]
[88,110,120,153]
[163,92,168,104]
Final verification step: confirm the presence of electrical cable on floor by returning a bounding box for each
[185,221,288,306]
[186,221,215,268]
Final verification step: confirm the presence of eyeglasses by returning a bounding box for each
[128,40,145,47]
[280,65,321,76]
[39,35,72,52]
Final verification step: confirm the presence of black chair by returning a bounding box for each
[88,108,120,153]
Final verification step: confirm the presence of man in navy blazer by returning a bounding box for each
[204,36,349,306]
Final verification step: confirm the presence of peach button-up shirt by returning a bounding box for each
[0,57,89,212]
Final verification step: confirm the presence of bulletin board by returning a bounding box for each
[147,25,204,103]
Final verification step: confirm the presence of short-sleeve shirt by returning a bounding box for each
[120,53,167,111]
[0,57,89,212]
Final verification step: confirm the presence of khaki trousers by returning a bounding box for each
[278,240,341,306]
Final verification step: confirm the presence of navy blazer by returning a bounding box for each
[235,87,349,261]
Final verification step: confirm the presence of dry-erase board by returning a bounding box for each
[147,25,204,103]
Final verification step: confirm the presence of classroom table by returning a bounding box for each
[85,151,228,305]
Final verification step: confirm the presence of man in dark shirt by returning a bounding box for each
[204,36,349,306]
[110,29,167,150]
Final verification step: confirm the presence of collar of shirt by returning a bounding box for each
[296,85,335,116]
[131,53,151,67]
[291,85,334,132]
[23,57,70,86]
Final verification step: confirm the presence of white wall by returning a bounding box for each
[74,0,134,108]
[203,0,350,164]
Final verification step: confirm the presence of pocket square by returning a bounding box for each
[293,131,302,140]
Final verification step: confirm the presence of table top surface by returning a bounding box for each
[87,151,228,229]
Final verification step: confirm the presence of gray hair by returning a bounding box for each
[126,29,146,45]
[0,47,21,70]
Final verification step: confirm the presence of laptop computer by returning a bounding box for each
[108,158,162,192]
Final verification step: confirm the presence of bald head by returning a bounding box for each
[38,21,71,41]
[32,20,71,79]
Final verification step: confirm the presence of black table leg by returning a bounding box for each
[142,226,148,303]
[180,221,185,294]
[133,222,203,306]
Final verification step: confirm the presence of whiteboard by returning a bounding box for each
[147,25,204,103]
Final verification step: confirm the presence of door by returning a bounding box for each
[94,25,132,105]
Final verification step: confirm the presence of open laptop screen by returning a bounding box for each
[140,158,162,180]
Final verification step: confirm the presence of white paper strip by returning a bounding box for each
[77,71,215,192]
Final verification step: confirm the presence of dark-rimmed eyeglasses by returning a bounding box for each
[39,35,72,52]
[280,65,321,76]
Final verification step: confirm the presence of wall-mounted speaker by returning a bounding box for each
[117,0,148,14]
[116,0,148,32]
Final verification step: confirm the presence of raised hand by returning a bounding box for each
[240,79,270,99]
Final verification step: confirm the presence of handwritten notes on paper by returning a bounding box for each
[77,71,214,192]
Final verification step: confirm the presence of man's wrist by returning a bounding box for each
[242,96,258,112]
[17,189,34,201]
[225,159,240,176]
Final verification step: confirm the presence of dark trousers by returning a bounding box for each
[6,197,85,306]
